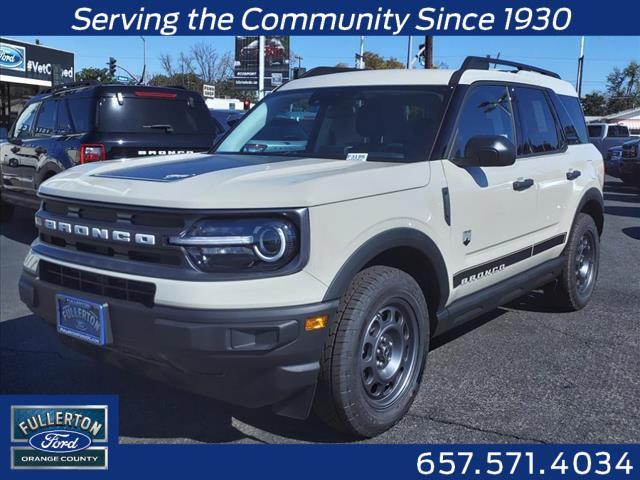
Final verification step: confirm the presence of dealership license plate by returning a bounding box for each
[56,294,109,346]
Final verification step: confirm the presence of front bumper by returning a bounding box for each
[19,270,338,418]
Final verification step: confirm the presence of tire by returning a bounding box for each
[545,213,600,311]
[0,198,15,223]
[314,266,429,437]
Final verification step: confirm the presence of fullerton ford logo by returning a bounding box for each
[35,215,156,246]
[11,405,109,470]
[0,43,26,71]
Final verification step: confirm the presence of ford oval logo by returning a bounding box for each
[0,44,25,70]
[28,429,92,453]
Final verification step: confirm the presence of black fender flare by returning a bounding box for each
[322,228,449,311]
[36,163,63,189]
[575,187,604,235]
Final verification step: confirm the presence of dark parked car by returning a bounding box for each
[209,108,244,135]
[239,38,287,67]
[0,82,216,220]
[619,138,640,186]
[605,145,623,178]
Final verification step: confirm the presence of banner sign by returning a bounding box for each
[1,1,639,36]
[234,35,290,90]
[0,38,74,86]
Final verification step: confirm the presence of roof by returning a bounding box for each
[603,107,640,121]
[33,83,195,100]
[279,67,578,97]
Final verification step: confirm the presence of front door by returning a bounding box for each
[441,84,538,300]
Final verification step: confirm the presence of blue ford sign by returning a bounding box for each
[0,43,26,71]
[28,429,92,453]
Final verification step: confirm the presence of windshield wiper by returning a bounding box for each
[142,124,174,133]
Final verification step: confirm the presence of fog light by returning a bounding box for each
[305,315,328,331]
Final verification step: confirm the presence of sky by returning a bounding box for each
[9,35,640,94]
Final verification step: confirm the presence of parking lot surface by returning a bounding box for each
[1,178,638,444]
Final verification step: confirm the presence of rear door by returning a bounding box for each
[441,84,538,298]
[20,99,58,191]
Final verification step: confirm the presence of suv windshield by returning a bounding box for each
[96,95,213,134]
[216,86,450,162]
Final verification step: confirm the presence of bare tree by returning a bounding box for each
[190,42,233,84]
[159,53,175,77]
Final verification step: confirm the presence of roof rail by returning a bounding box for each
[449,56,561,86]
[39,80,101,95]
[299,66,365,79]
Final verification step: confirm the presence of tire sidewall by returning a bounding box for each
[337,270,429,435]
[566,215,600,308]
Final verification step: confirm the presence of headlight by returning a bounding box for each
[169,217,299,273]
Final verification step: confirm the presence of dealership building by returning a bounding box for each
[0,38,75,131]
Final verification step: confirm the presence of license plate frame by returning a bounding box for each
[56,294,111,346]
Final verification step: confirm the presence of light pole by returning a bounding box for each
[258,36,265,100]
[139,36,146,84]
[406,36,413,69]
[576,36,585,98]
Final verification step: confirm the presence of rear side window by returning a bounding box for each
[67,98,94,133]
[549,94,585,145]
[12,102,40,138]
[56,100,73,134]
[607,125,629,137]
[588,125,604,138]
[96,94,215,135]
[558,95,588,143]
[452,85,514,159]
[513,87,561,155]
[34,100,56,136]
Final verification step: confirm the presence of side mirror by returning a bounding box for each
[457,135,516,167]
[227,117,240,128]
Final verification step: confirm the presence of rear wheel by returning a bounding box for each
[314,266,429,437]
[545,213,600,311]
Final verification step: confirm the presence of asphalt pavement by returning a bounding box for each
[1,178,638,444]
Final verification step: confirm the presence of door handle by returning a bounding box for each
[566,170,581,180]
[10,146,20,154]
[34,146,47,155]
[513,178,534,191]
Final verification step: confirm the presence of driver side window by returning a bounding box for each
[452,85,514,160]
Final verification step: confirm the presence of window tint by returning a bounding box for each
[558,95,588,143]
[588,125,604,138]
[56,100,73,134]
[452,85,514,159]
[550,94,582,144]
[34,100,56,136]
[606,125,629,137]
[13,102,40,138]
[67,97,94,133]
[513,87,560,155]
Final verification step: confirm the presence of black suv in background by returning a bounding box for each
[0,83,216,221]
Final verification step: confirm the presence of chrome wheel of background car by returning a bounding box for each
[575,230,596,294]
[359,302,419,409]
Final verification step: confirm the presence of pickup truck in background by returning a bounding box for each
[588,123,634,157]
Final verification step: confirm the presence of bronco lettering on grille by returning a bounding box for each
[35,216,156,246]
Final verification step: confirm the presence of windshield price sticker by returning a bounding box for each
[417,449,634,477]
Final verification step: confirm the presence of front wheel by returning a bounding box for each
[314,266,429,437]
[545,213,600,311]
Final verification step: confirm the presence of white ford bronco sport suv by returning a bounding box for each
[19,57,604,437]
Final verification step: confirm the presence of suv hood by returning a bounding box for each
[39,153,430,209]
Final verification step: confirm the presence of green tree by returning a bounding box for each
[362,51,404,70]
[603,61,640,114]
[76,67,113,83]
[581,92,607,117]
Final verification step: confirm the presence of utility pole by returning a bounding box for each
[576,36,585,98]
[258,35,265,100]
[423,36,433,69]
[139,36,146,84]
[357,36,365,69]
[406,36,413,69]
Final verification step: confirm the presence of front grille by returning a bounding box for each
[39,199,187,267]
[39,260,156,307]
